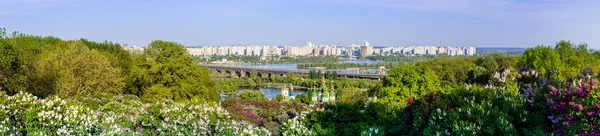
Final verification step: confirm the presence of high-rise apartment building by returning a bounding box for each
[360,41,373,58]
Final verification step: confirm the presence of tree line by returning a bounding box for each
[366,54,440,62]
[298,62,410,69]
[307,69,338,80]
[0,28,217,102]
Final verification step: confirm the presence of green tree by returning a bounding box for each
[331,71,338,80]
[518,45,563,77]
[379,65,440,105]
[275,94,284,102]
[424,57,475,85]
[237,90,268,101]
[467,66,489,84]
[285,71,295,83]
[478,53,517,72]
[0,30,63,95]
[517,40,600,79]
[338,88,367,103]
[438,67,456,86]
[554,41,589,77]
[77,39,132,74]
[295,93,309,104]
[0,39,26,94]
[128,40,217,102]
[479,56,499,74]
[270,75,284,83]
[367,81,383,98]
[32,41,124,97]
[0,28,6,38]
[250,70,259,79]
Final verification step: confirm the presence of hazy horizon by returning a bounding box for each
[2,0,599,48]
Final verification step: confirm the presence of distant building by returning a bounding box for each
[360,41,373,59]
[281,84,289,99]
[467,47,476,56]
[261,46,269,56]
[437,47,447,54]
[310,76,337,106]
[123,44,144,53]
[377,66,387,74]
[373,48,381,55]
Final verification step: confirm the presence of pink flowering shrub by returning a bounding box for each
[221,99,309,135]
[521,68,600,135]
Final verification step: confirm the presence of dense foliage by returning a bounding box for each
[236,90,268,101]
[336,87,368,103]
[377,65,441,105]
[33,42,124,97]
[0,29,216,103]
[306,88,537,135]
[127,41,217,102]
[295,94,310,104]
[518,40,599,79]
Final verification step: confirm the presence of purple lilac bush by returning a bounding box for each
[521,68,600,135]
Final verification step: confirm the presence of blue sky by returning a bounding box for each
[1,0,599,48]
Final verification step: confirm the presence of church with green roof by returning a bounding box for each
[310,75,337,106]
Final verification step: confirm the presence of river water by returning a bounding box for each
[221,87,309,100]
[260,88,309,99]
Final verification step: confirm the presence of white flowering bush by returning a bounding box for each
[0,92,275,135]
[279,113,315,136]
[0,92,99,135]
[94,96,271,135]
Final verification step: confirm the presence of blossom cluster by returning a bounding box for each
[279,113,315,136]
[0,92,278,135]
[0,92,99,135]
[523,73,600,135]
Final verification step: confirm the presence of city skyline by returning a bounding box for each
[171,41,478,48]
[2,0,599,48]
[182,41,477,57]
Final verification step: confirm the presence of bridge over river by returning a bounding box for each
[201,64,385,80]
